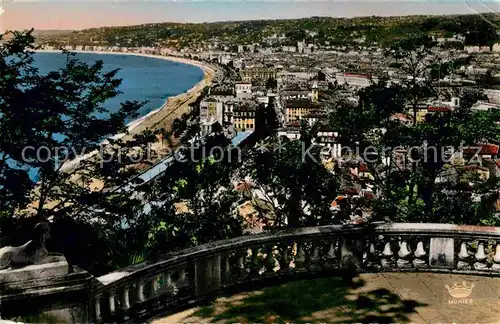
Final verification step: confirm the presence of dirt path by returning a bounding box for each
[152,272,500,323]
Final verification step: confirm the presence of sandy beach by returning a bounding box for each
[34,49,217,173]
[21,50,217,214]
[35,49,216,137]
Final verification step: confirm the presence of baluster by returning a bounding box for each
[149,275,162,310]
[223,254,232,283]
[250,247,261,276]
[366,242,379,269]
[133,279,147,316]
[137,279,145,302]
[309,243,321,271]
[340,237,362,270]
[178,267,186,284]
[325,241,337,269]
[492,244,500,271]
[474,241,488,270]
[381,241,394,268]
[413,241,427,268]
[165,272,172,289]
[167,271,180,296]
[280,244,291,272]
[295,243,306,270]
[108,291,116,316]
[95,296,102,321]
[237,250,247,278]
[264,246,276,274]
[162,271,176,296]
[457,242,471,270]
[122,286,131,310]
[150,274,161,298]
[397,240,412,268]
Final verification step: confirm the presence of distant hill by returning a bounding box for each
[33,30,74,36]
[35,14,499,49]
[32,30,73,42]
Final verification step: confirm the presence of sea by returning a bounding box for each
[33,52,205,123]
[20,52,204,180]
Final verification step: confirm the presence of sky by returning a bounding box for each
[1,0,500,31]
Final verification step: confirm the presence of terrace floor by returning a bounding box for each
[151,272,500,323]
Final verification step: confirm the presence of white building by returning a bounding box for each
[297,41,305,53]
[277,128,341,158]
[465,46,480,53]
[200,99,224,135]
[471,101,500,112]
[323,67,339,83]
[224,102,234,124]
[281,91,309,100]
[233,59,244,70]
[282,46,297,53]
[218,54,232,65]
[336,73,373,88]
[235,82,252,99]
[484,89,500,104]
[277,128,301,140]
[278,70,316,82]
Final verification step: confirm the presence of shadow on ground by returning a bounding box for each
[194,275,427,323]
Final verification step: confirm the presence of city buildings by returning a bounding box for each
[240,66,277,83]
[233,101,259,132]
[284,99,323,123]
[235,82,252,98]
[200,98,224,135]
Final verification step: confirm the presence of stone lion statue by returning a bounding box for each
[0,222,65,270]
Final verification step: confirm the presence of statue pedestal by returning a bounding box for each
[0,258,68,283]
[0,257,94,323]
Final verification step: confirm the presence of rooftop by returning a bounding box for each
[233,101,259,111]
[463,144,499,156]
[285,99,323,109]
[231,131,253,146]
[427,106,454,112]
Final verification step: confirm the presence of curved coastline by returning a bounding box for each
[35,49,215,137]
[34,49,216,173]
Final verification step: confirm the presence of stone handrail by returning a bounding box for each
[92,223,500,323]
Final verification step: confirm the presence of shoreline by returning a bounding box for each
[34,49,216,173]
[35,49,215,137]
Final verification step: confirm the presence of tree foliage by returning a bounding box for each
[0,31,160,273]
[330,36,500,224]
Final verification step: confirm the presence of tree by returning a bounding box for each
[0,30,158,274]
[255,101,279,138]
[241,122,339,228]
[329,34,500,224]
[266,77,278,90]
[478,70,498,88]
[385,34,436,124]
[459,15,499,47]
[143,133,243,256]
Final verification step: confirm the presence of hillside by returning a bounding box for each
[36,14,499,49]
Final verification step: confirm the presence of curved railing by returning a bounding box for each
[92,223,500,323]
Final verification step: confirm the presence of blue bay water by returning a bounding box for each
[21,52,204,181]
[33,52,204,123]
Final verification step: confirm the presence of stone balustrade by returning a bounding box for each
[4,222,500,323]
[90,223,500,323]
